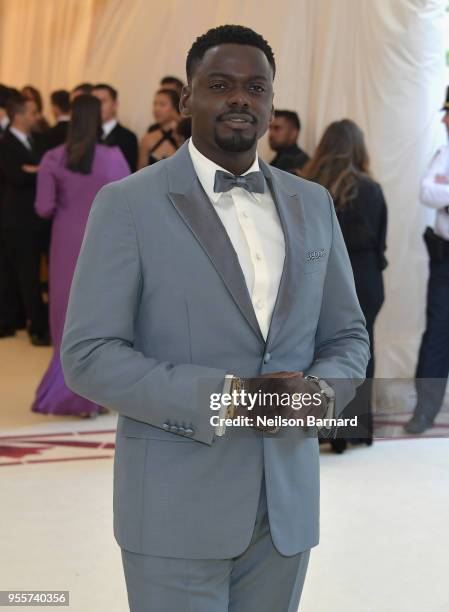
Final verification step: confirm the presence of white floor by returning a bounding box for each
[1,332,449,611]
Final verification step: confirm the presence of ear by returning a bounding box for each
[179,84,192,117]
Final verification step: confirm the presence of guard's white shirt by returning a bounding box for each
[188,137,285,339]
[420,143,449,240]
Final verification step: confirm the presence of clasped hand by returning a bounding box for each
[234,371,328,432]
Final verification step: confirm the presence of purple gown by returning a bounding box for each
[31,144,130,416]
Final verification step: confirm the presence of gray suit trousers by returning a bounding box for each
[121,474,310,612]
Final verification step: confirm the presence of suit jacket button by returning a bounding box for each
[263,352,271,364]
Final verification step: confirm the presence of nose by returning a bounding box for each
[226,87,250,108]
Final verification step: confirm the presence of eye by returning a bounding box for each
[249,84,265,93]
[210,82,227,90]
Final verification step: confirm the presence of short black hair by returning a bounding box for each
[0,84,12,109]
[6,92,28,122]
[72,82,93,96]
[186,25,275,82]
[274,109,300,131]
[160,76,184,89]
[93,83,118,101]
[51,89,70,113]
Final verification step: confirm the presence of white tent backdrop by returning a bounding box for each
[0,0,447,377]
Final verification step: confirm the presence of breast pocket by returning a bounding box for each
[303,249,328,275]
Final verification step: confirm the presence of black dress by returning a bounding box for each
[147,125,178,165]
[336,178,388,330]
[333,177,388,446]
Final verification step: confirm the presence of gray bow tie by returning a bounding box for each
[214,170,265,194]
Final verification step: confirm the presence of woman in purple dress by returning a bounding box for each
[31,95,130,417]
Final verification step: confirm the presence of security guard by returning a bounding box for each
[405,86,449,434]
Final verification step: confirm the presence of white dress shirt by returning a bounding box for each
[420,143,449,240]
[188,138,285,339]
[188,138,285,436]
[102,118,118,140]
[9,126,31,150]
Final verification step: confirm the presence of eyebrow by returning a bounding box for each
[206,72,269,82]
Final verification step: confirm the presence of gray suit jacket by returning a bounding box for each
[61,141,369,559]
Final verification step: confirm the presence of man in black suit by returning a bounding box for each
[0,84,25,337]
[269,110,309,174]
[0,93,50,345]
[92,83,137,172]
[43,89,70,151]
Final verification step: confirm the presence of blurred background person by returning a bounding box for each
[31,94,129,418]
[405,87,449,434]
[0,92,50,345]
[303,118,388,451]
[269,109,309,173]
[159,75,184,96]
[0,84,11,135]
[21,85,50,134]
[138,88,180,168]
[43,89,71,151]
[70,82,93,102]
[0,84,26,337]
[92,83,138,172]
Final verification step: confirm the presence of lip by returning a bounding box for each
[220,115,255,129]
[220,114,254,123]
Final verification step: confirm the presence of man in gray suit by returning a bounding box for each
[61,25,369,612]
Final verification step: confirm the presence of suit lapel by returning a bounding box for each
[8,131,39,163]
[166,143,264,342]
[259,160,305,349]
[104,123,119,146]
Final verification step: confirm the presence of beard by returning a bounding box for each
[214,127,257,152]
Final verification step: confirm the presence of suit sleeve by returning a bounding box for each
[304,188,370,418]
[0,143,36,187]
[60,181,226,445]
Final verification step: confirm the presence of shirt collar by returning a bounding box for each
[0,116,9,130]
[188,137,260,204]
[102,118,118,138]
[57,115,70,123]
[9,127,30,149]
